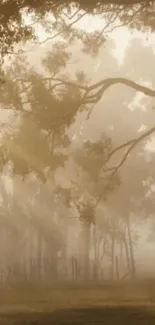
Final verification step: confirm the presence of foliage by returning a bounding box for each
[71,135,120,223]
[42,41,71,75]
[0,51,84,180]
[0,0,154,56]
[74,136,113,181]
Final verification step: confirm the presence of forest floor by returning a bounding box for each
[0,281,155,324]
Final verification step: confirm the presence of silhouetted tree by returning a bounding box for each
[69,136,120,279]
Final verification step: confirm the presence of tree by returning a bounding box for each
[1,0,155,157]
[70,37,155,280]
[0,15,155,282]
[0,174,73,282]
[0,50,83,281]
[68,135,120,279]
[0,0,154,56]
[0,46,84,179]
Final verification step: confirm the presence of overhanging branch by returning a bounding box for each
[83,78,155,106]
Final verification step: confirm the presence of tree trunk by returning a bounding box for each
[50,250,58,280]
[83,220,91,280]
[122,235,130,272]
[111,233,115,280]
[127,217,136,279]
[93,225,98,280]
[119,236,124,272]
[29,218,34,281]
[37,230,43,281]
[62,247,68,280]
[116,256,119,280]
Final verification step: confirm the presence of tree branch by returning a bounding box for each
[94,125,155,207]
[84,78,155,106]
[14,76,155,100]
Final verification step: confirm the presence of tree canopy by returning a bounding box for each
[0,0,155,55]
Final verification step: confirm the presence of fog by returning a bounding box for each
[0,8,155,284]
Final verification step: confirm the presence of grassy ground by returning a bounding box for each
[0,281,155,324]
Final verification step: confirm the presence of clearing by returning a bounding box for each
[0,281,155,324]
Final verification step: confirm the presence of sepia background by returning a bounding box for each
[0,0,155,285]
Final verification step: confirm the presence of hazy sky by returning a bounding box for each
[29,13,155,62]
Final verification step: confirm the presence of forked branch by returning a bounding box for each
[94,125,155,207]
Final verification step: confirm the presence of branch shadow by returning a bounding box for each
[0,306,155,324]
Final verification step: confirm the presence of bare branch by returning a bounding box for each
[94,125,155,207]
[25,11,87,52]
[107,125,155,167]
[62,8,82,20]
[84,78,155,106]
[98,6,125,38]
[106,2,147,33]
